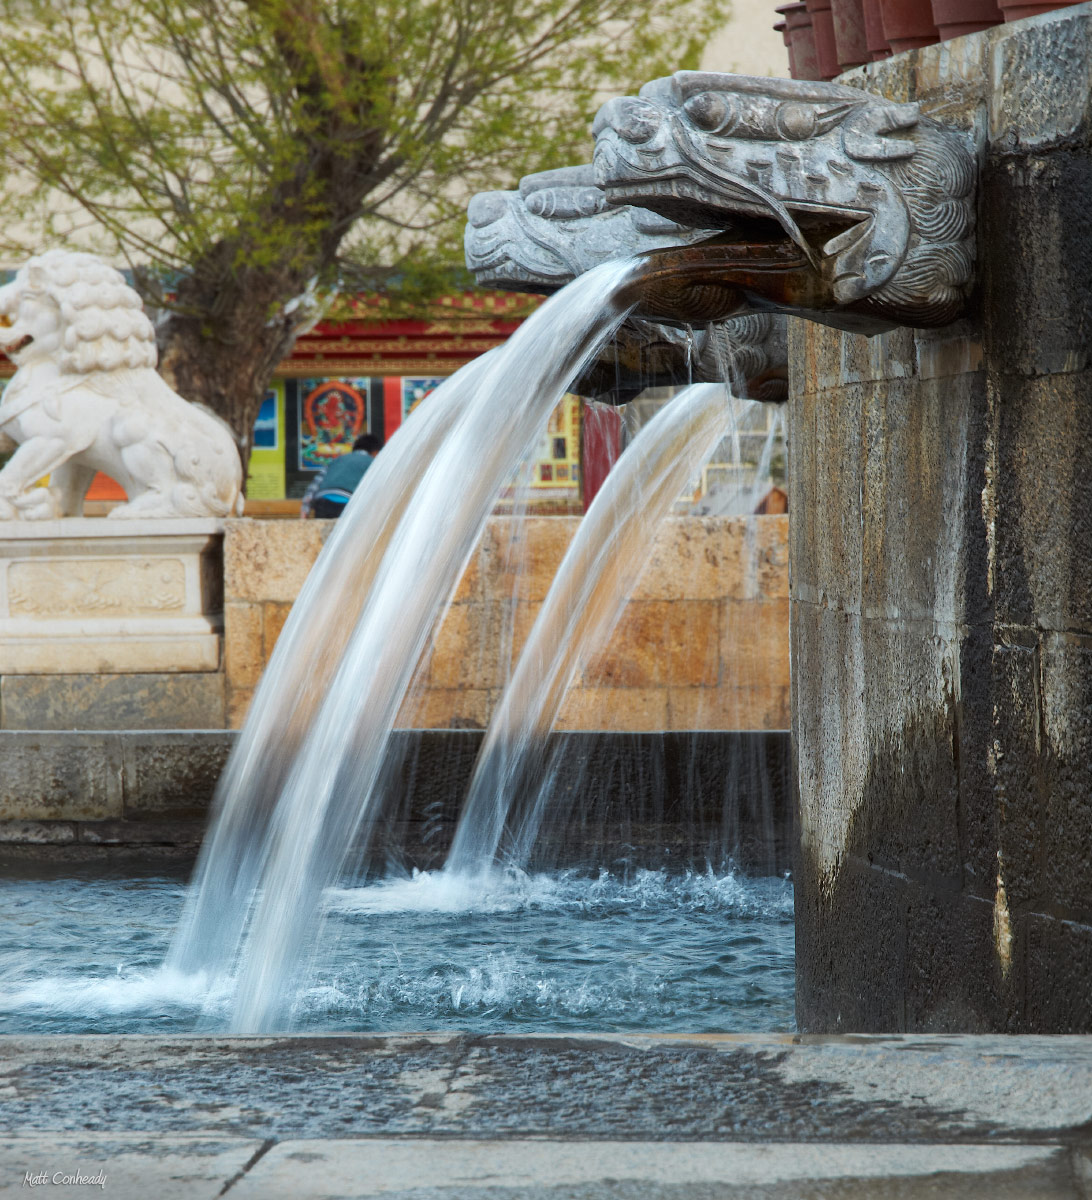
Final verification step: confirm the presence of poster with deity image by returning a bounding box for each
[298,377,369,471]
[401,377,444,421]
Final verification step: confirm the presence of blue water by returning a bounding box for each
[0,862,794,1035]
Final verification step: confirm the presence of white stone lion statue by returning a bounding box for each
[0,250,244,519]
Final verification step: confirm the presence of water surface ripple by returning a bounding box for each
[0,866,793,1036]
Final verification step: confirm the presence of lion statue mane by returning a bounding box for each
[0,249,243,519]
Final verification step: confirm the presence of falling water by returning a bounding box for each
[684,398,784,518]
[746,405,784,511]
[171,259,643,1032]
[445,382,736,876]
[168,352,493,978]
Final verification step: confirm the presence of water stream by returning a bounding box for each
[446,382,737,876]
[171,259,644,1033]
[168,351,492,980]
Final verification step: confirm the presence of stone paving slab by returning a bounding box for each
[0,1139,1085,1199]
[229,1140,1082,1200]
[2,1034,1092,1197]
[4,1033,1092,1142]
[0,1134,263,1198]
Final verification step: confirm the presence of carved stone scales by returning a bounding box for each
[592,72,976,333]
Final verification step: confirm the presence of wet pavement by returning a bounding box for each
[2,1032,1091,1197]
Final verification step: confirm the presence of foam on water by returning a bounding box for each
[300,868,795,1031]
[294,951,661,1026]
[0,966,225,1020]
[325,866,792,919]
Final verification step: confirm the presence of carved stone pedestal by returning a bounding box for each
[0,519,224,675]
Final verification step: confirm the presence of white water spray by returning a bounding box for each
[169,353,494,979]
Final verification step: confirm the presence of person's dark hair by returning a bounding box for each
[353,433,383,454]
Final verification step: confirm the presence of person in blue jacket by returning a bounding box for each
[301,433,382,518]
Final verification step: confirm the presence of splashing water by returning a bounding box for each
[446,382,738,876]
[0,864,793,1035]
[169,259,643,1033]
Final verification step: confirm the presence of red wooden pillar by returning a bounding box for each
[580,403,622,512]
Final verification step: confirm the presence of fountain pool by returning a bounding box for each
[0,858,794,1036]
[0,261,794,1040]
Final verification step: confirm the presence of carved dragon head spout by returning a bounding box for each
[592,72,976,333]
[464,163,714,293]
[465,166,787,402]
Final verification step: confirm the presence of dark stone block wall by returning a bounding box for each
[790,8,1092,1032]
[0,729,793,872]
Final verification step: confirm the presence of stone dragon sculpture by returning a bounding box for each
[592,72,976,333]
[465,164,788,403]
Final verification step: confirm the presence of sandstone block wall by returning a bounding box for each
[222,518,333,728]
[791,8,1092,1033]
[224,515,790,734]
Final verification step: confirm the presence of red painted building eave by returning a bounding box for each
[303,316,525,338]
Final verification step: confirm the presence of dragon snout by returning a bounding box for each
[592,96,662,145]
[467,191,511,230]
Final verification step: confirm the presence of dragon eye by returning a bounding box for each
[683,91,737,134]
[607,97,662,145]
[776,103,817,141]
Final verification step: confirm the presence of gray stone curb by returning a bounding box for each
[2,1033,1091,1197]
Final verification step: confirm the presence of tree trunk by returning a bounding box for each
[151,23,390,483]
[156,263,311,483]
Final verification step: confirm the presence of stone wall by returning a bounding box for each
[222,518,332,729]
[0,729,233,847]
[224,515,790,733]
[0,513,789,735]
[0,727,793,868]
[791,8,1092,1033]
